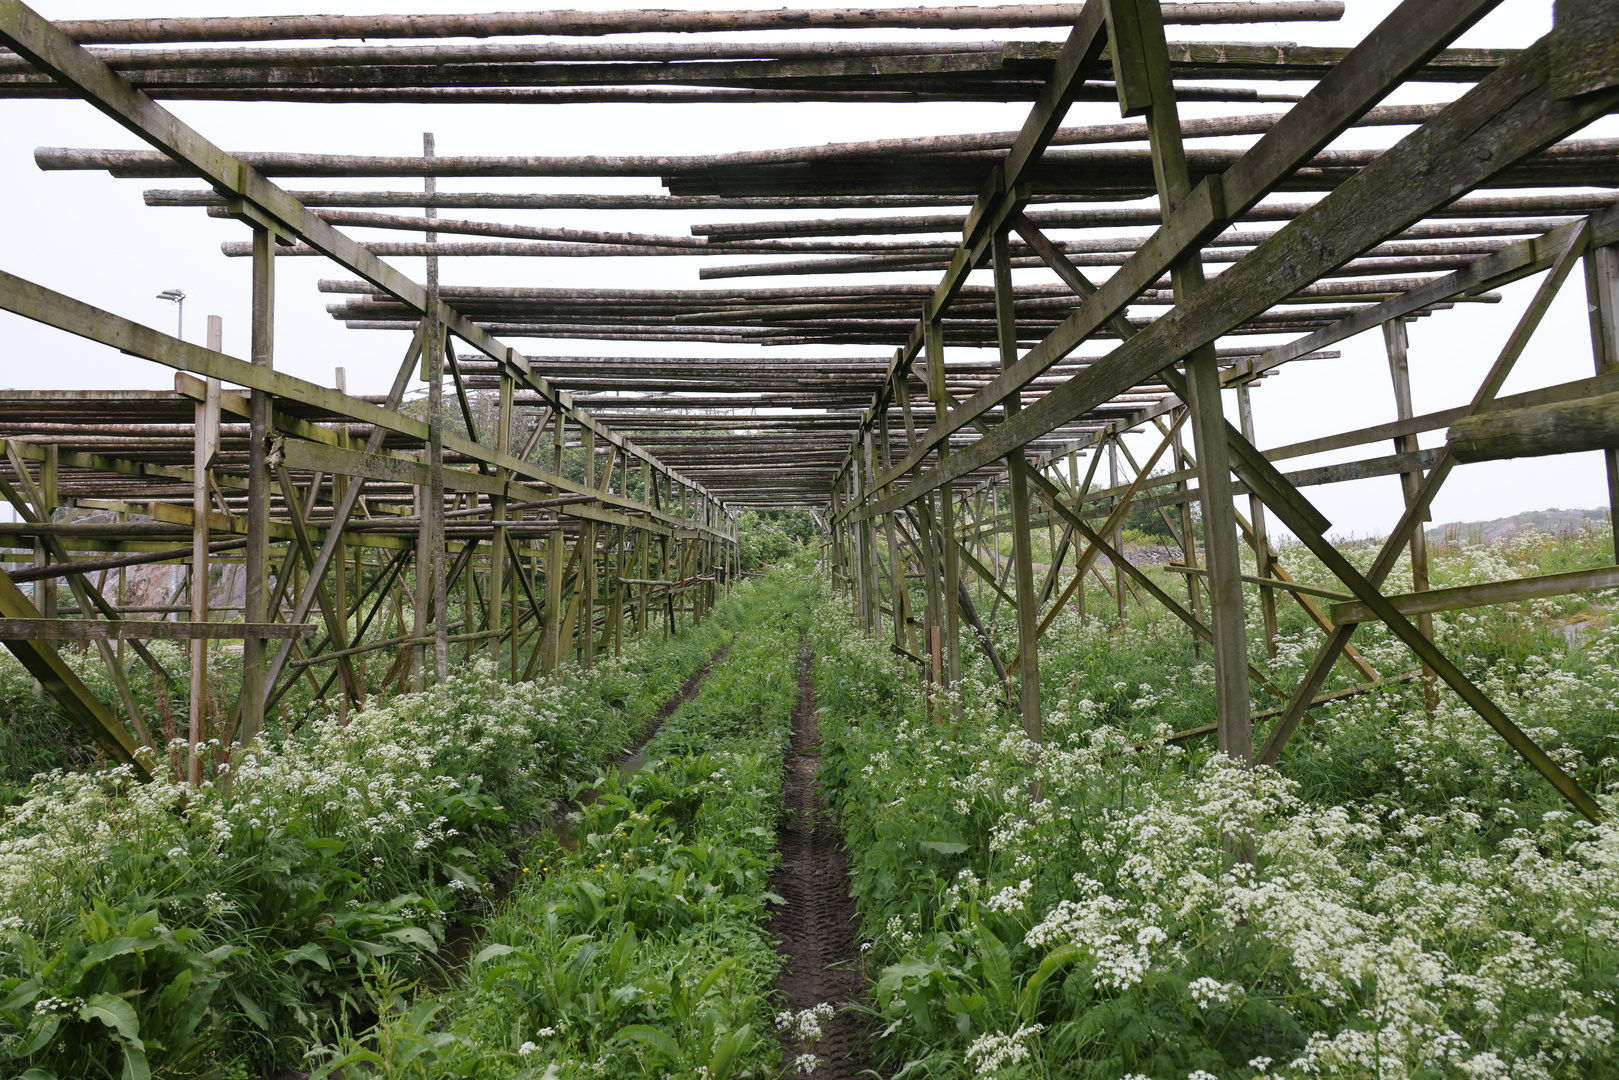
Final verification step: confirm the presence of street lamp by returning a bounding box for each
[156,288,185,340]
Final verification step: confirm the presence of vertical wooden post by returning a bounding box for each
[543,526,564,675]
[638,460,651,636]
[609,523,625,657]
[509,509,520,680]
[423,132,449,685]
[581,426,596,667]
[1112,0,1250,762]
[1071,447,1095,626]
[904,360,942,710]
[1108,438,1125,623]
[993,229,1041,747]
[1235,382,1278,660]
[490,367,513,675]
[188,319,221,783]
[1173,418,1200,653]
[1384,317,1437,707]
[238,227,273,745]
[1586,244,1619,560]
[332,365,350,722]
[411,466,429,691]
[660,475,674,638]
[924,313,963,698]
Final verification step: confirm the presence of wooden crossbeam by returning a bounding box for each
[0,618,313,640]
[1331,566,1619,626]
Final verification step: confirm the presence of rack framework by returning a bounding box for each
[0,0,1615,820]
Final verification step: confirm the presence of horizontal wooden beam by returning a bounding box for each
[0,617,314,640]
[1447,389,1619,462]
[1162,562,1352,601]
[1331,565,1619,625]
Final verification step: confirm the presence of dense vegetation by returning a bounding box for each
[812,522,1619,1079]
[4,517,1616,1080]
[0,603,733,1077]
[405,574,813,1078]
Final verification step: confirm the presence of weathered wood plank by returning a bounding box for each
[1331,565,1619,625]
[0,617,313,640]
[1447,389,1619,461]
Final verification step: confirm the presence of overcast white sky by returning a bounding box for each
[1,0,1614,539]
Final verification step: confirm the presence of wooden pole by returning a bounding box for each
[1172,418,1200,653]
[1383,316,1438,710]
[46,4,1348,45]
[993,228,1041,748]
[1116,0,1251,763]
[490,368,512,673]
[332,364,349,722]
[188,318,220,784]
[1108,437,1125,622]
[1586,243,1619,561]
[411,464,429,690]
[1235,382,1278,659]
[424,133,449,684]
[238,228,272,746]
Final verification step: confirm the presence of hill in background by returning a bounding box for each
[1427,507,1611,547]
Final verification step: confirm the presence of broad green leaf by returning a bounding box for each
[281,943,332,970]
[692,958,737,1001]
[120,1042,151,1080]
[474,943,519,966]
[20,1015,61,1056]
[614,1023,680,1059]
[80,993,140,1042]
[918,840,970,855]
[232,989,270,1031]
[974,926,1013,1013]
[78,936,150,973]
[384,926,436,950]
[1019,943,1081,1021]
[0,979,41,1013]
[709,1023,752,1080]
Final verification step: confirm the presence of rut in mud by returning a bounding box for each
[767,641,872,1079]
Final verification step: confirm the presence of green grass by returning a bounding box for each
[813,522,1619,1079]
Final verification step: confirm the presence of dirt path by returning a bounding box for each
[767,641,871,1078]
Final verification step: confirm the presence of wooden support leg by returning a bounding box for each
[490,370,513,676]
[189,322,221,785]
[993,229,1042,748]
[1235,383,1279,661]
[239,228,273,745]
[411,475,430,690]
[1383,317,1438,710]
[1111,0,1251,764]
[544,528,563,675]
[1108,438,1125,623]
[1586,243,1619,560]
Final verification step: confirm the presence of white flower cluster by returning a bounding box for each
[982,878,1033,915]
[775,1002,834,1043]
[964,1023,1044,1075]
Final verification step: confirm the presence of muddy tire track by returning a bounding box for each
[767,641,871,1079]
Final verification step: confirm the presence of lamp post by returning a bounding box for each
[156,288,185,340]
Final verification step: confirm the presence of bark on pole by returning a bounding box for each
[1383,318,1438,710]
[188,317,221,785]
[993,229,1042,751]
[1115,0,1252,764]
[425,132,450,685]
[1235,382,1278,660]
[41,4,1347,45]
[237,229,272,748]
[1586,244,1619,562]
